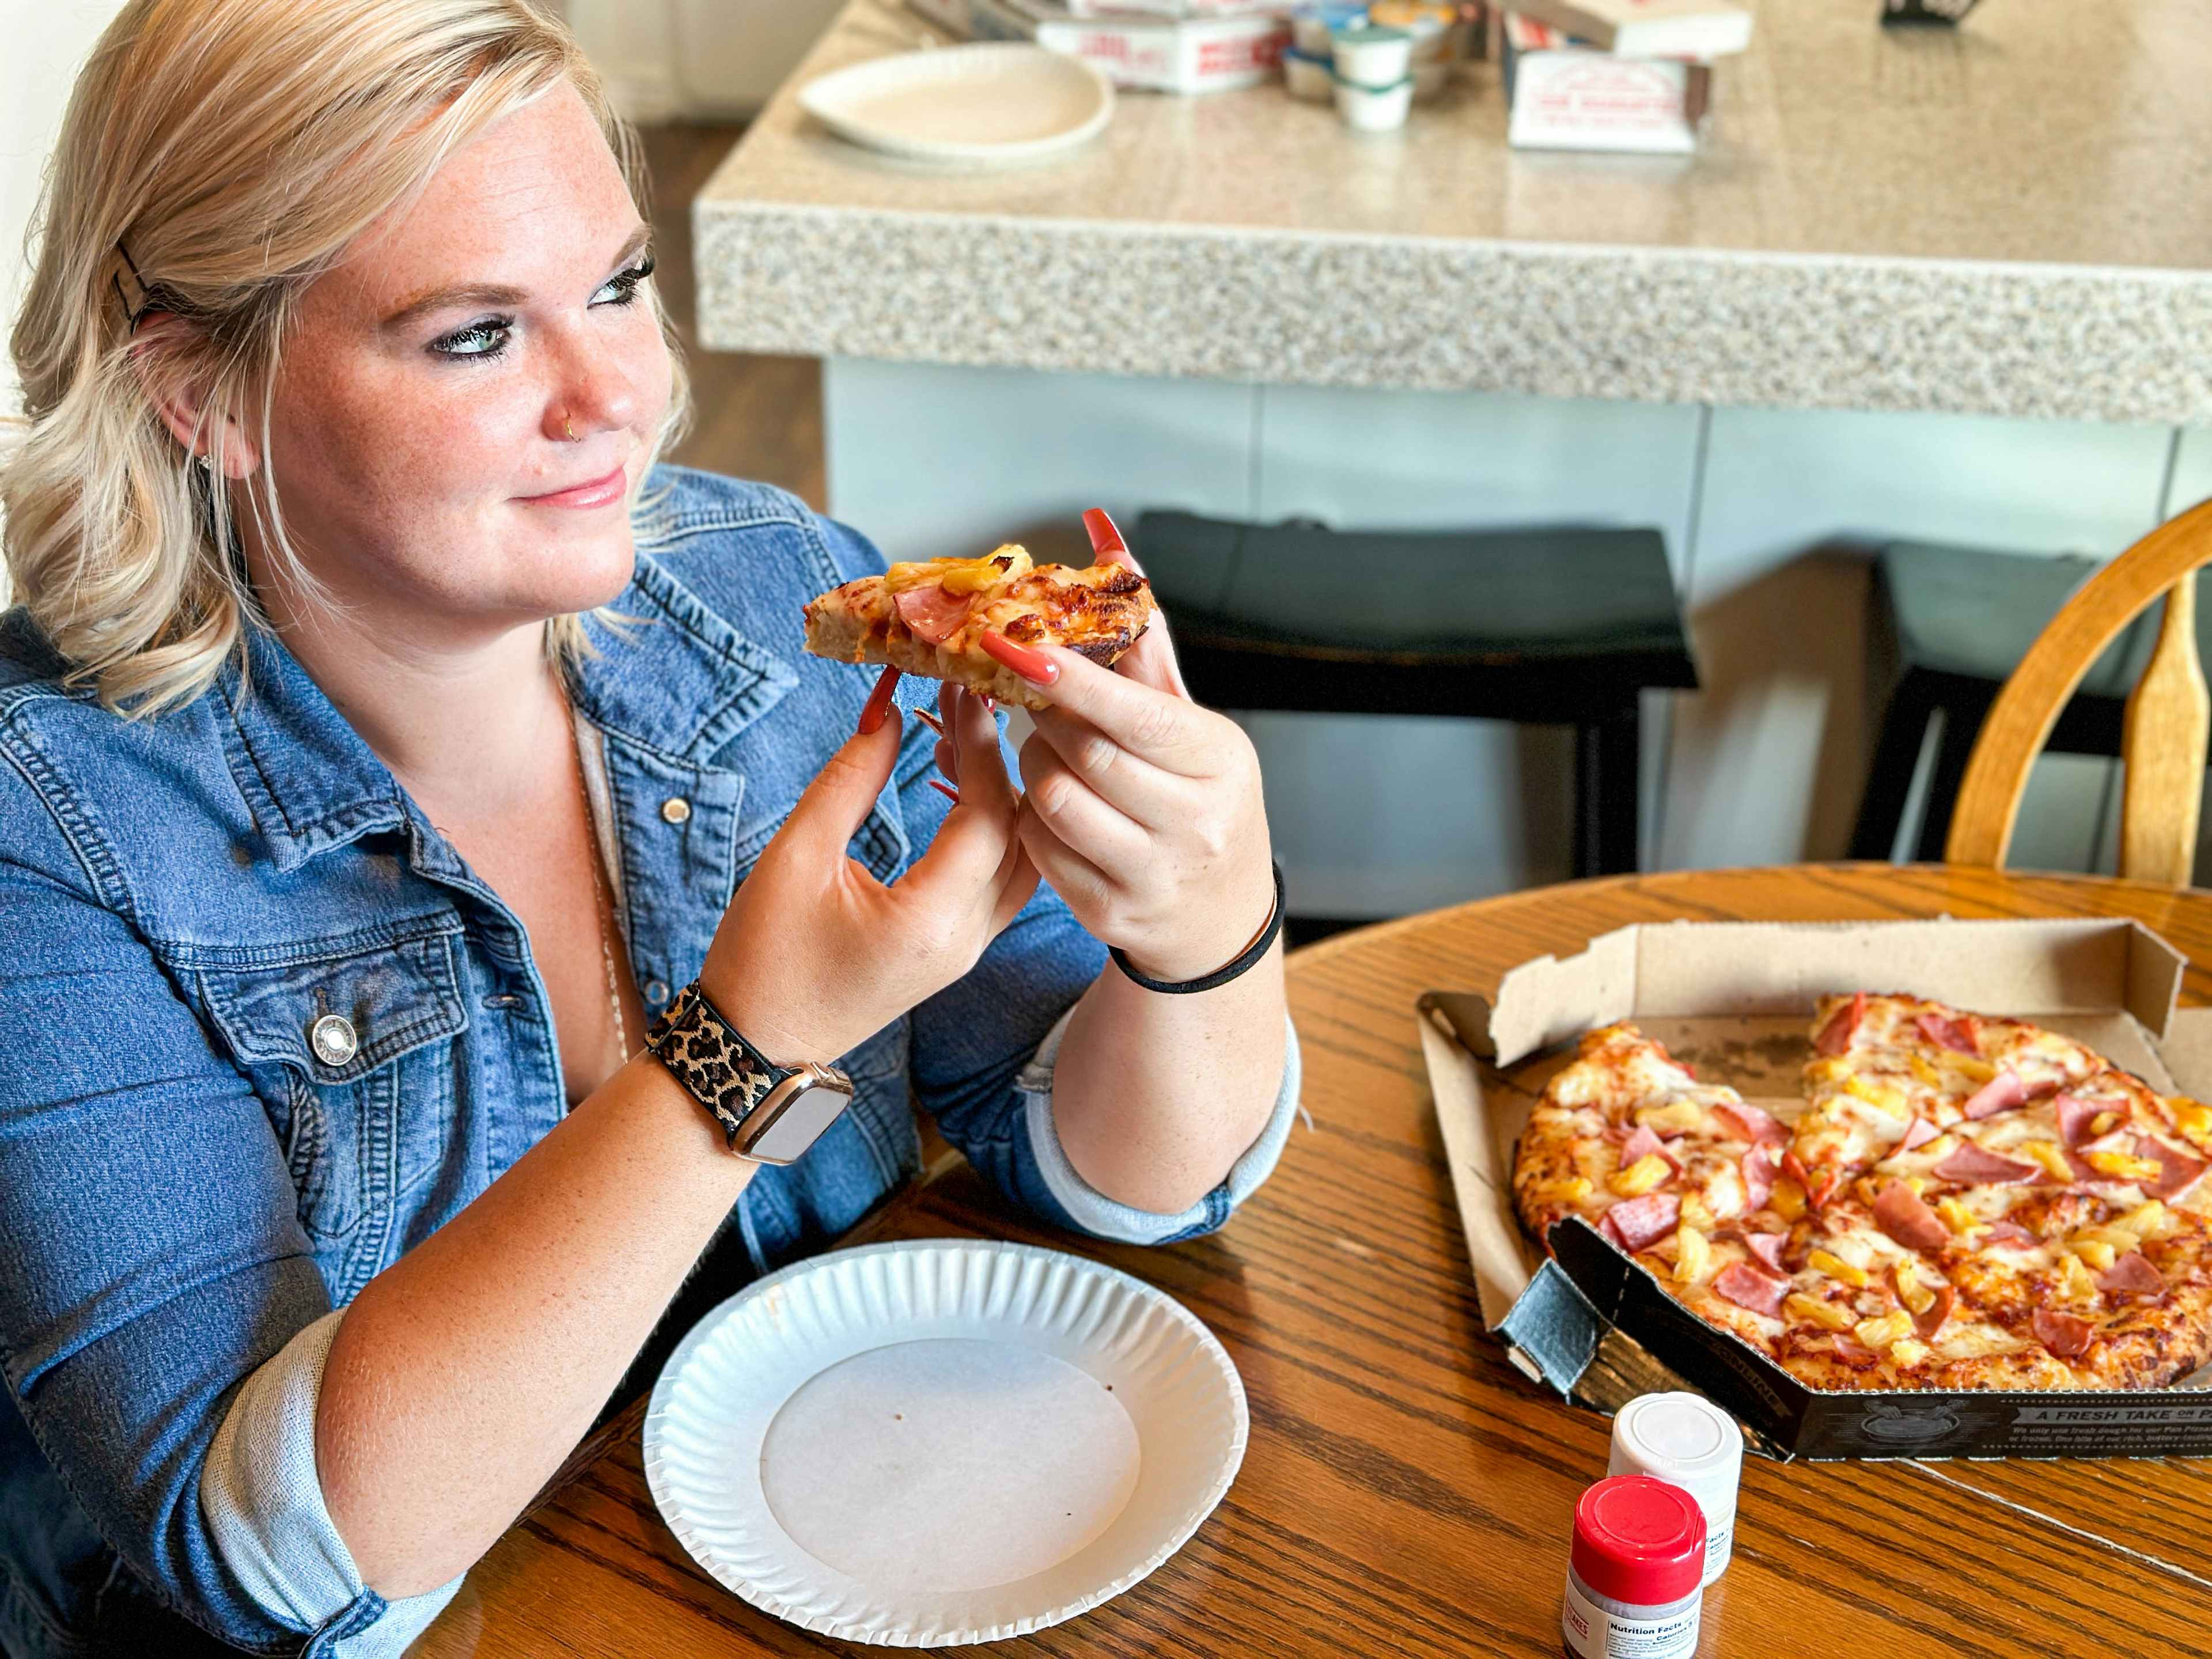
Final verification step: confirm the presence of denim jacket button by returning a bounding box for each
[660,796,692,824]
[645,979,670,1005]
[309,1013,359,1067]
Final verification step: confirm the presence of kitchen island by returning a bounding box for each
[694,0,2212,908]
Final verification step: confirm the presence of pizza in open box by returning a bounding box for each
[1510,995,2212,1392]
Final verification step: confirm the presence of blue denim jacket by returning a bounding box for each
[0,466,1300,1657]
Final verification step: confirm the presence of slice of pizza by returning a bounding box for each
[1789,992,2105,1209]
[802,545,1157,712]
[1512,1022,1800,1262]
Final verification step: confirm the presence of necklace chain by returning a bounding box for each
[569,697,629,1073]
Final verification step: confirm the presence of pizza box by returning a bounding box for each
[1419,914,2212,1460]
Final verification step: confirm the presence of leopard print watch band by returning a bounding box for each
[644,981,844,1153]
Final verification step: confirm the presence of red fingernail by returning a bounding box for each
[1082,508,1141,572]
[930,779,960,806]
[981,632,1058,686]
[857,665,900,736]
[981,694,997,713]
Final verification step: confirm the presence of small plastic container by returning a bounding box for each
[1283,47,1336,101]
[1332,73,1412,130]
[1561,1476,1706,1659]
[1289,1,1365,56]
[1330,23,1412,85]
[1607,1391,1744,1588]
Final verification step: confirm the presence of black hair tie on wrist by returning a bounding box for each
[1108,860,1286,994]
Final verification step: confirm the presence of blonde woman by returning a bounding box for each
[0,3,1298,1653]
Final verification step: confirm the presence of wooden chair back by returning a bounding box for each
[1947,497,2212,885]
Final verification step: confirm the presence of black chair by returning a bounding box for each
[1849,541,2202,862]
[1134,511,1699,880]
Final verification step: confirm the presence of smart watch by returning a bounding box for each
[642,981,854,1165]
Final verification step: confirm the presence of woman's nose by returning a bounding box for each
[546,335,643,443]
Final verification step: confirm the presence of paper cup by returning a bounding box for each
[644,1238,1248,1646]
[1335,73,1414,129]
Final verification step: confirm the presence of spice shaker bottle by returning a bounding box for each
[1607,1391,1744,1586]
[1561,1475,1705,1659]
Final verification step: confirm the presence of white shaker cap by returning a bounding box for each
[1608,1392,1743,1515]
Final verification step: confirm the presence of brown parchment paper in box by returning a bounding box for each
[1419,915,2212,1453]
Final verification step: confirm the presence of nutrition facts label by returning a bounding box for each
[1562,1577,1701,1659]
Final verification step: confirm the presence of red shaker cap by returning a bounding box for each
[1570,1475,1706,1606]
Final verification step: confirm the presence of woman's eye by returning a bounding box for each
[431,319,512,359]
[593,253,656,307]
[428,255,653,360]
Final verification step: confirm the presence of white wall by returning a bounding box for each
[570,0,846,120]
[1,1,128,569]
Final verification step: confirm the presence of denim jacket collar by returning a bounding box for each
[213,546,799,875]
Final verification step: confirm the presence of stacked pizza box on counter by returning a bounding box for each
[908,0,1292,92]
[1422,916,2212,1460]
[1498,0,1751,153]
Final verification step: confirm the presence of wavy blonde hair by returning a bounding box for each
[2,0,690,720]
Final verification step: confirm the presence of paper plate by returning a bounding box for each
[643,1238,1247,1646]
[797,44,1114,170]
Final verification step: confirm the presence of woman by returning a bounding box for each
[0,3,1296,1653]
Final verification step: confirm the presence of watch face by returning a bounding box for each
[744,1080,853,1165]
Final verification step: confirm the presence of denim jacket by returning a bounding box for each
[0,466,1300,1657]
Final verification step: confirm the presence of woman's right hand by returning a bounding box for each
[695,673,1036,1068]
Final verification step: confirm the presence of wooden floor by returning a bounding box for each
[637,123,825,510]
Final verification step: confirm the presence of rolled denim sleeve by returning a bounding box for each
[0,754,426,1654]
[201,1311,463,1656]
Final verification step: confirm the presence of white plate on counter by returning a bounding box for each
[798,44,1114,169]
[643,1237,1247,1646]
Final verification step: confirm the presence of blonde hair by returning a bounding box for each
[2,0,690,719]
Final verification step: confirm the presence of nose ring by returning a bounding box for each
[563,411,578,442]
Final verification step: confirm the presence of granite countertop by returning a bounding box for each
[694,0,2212,422]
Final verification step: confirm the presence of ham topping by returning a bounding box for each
[1900,1116,1942,1152]
[1712,1100,1790,1146]
[1873,1179,1952,1253]
[1815,991,1867,1056]
[2135,1134,2209,1199]
[1605,1193,1681,1253]
[893,584,973,645]
[1831,1333,1881,1369]
[1740,1231,1789,1272]
[1740,1144,1778,1213]
[1915,1010,1981,1056]
[1961,1069,2029,1121]
[2097,1251,2168,1298]
[2032,1308,2094,1359]
[1619,1124,1681,1172]
[1712,1262,1790,1319]
[1912,1283,1955,1340]
[2055,1095,2113,1147]
[1931,1143,2041,1185]
[1982,1219,2039,1247]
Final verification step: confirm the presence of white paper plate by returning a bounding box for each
[643,1238,1247,1646]
[798,44,1114,169]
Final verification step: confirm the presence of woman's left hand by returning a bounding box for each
[976,510,1276,983]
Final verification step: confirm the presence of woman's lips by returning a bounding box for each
[520,463,627,508]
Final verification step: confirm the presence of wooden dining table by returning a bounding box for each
[408,863,2212,1659]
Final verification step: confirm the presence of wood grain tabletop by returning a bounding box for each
[407,863,2212,1659]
